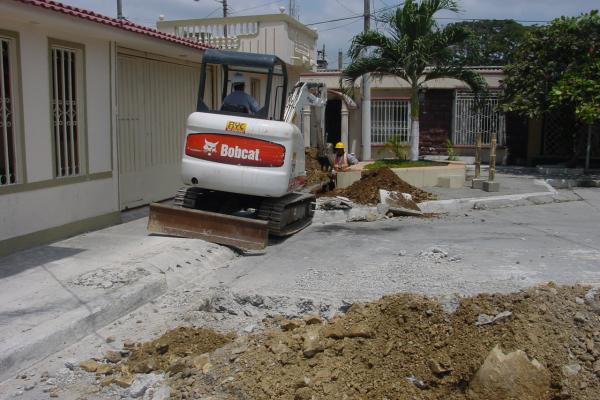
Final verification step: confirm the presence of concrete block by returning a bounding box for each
[471,178,485,189]
[393,169,423,187]
[336,170,362,189]
[437,175,464,189]
[482,181,500,192]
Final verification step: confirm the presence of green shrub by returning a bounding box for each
[446,139,458,161]
[385,135,411,160]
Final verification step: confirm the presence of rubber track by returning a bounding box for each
[256,192,315,236]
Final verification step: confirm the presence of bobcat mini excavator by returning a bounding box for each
[147,49,327,251]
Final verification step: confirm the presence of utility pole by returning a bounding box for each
[117,0,124,19]
[361,0,371,160]
[222,0,228,38]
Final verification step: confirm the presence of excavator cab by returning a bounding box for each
[196,49,288,121]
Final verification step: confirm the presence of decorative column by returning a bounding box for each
[302,106,311,147]
[341,102,349,150]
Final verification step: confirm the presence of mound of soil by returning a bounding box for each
[125,327,234,374]
[325,167,435,205]
[162,284,600,400]
[305,148,331,186]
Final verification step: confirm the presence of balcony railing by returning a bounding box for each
[157,14,318,68]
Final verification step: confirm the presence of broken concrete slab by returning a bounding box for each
[378,189,423,217]
[318,197,353,210]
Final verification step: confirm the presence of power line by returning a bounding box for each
[203,6,221,18]
[306,15,363,26]
[319,19,361,32]
[334,0,360,15]
[229,0,284,15]
[306,2,400,26]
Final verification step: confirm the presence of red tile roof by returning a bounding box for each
[12,0,213,51]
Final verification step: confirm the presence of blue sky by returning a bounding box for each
[59,0,599,66]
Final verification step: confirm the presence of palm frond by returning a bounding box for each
[342,56,408,83]
[348,30,396,61]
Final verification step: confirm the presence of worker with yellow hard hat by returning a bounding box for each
[333,142,358,171]
[329,141,358,188]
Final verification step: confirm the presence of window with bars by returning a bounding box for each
[453,90,506,146]
[51,45,81,178]
[1,36,18,186]
[371,99,411,145]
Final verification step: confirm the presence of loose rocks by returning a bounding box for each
[467,345,550,400]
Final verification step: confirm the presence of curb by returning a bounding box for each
[418,185,582,214]
[0,273,167,383]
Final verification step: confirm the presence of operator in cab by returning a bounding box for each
[330,142,358,187]
[222,73,260,114]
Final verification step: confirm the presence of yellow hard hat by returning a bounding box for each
[335,142,345,149]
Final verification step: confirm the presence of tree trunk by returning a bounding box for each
[585,123,592,172]
[410,88,420,161]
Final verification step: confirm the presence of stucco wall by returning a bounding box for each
[0,14,117,242]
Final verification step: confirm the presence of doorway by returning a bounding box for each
[325,99,342,144]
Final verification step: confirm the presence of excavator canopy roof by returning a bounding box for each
[202,49,285,70]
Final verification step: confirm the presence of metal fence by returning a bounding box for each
[51,46,80,178]
[453,90,506,146]
[371,99,411,144]
[0,37,17,186]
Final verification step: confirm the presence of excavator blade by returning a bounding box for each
[147,203,269,251]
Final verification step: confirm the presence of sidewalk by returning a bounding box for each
[419,169,582,213]
[0,216,236,383]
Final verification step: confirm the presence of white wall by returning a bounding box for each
[0,13,117,242]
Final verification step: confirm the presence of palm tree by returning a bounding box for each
[343,0,487,161]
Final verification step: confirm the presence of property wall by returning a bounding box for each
[0,15,118,247]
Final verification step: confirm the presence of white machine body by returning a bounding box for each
[182,111,306,198]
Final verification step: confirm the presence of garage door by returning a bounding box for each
[116,53,204,209]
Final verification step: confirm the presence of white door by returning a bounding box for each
[116,54,202,209]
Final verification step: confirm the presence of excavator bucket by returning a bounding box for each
[147,203,269,251]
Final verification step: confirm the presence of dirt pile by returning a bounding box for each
[160,284,600,400]
[326,167,435,205]
[125,327,234,374]
[305,148,330,186]
[78,327,233,388]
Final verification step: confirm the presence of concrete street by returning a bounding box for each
[0,185,599,399]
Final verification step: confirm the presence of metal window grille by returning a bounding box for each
[371,99,411,144]
[453,90,506,146]
[0,37,17,186]
[51,46,80,177]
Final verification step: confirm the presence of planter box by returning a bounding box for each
[392,163,466,188]
[336,161,466,189]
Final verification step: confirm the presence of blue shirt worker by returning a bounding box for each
[222,73,260,114]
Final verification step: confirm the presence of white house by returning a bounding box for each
[0,0,211,256]
[156,12,319,87]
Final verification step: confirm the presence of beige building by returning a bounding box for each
[300,68,511,161]
[0,0,211,255]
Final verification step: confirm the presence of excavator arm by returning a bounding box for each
[284,82,328,156]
